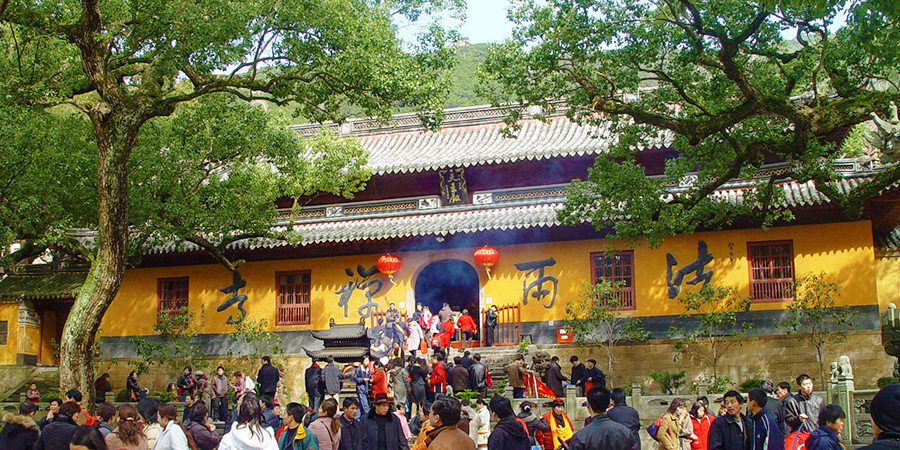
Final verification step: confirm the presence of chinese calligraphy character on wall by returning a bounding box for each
[515,257,559,308]
[666,240,714,298]
[335,265,383,318]
[217,271,249,324]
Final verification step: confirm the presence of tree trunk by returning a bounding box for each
[58,118,133,409]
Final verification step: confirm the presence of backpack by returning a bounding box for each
[485,366,493,387]
[646,415,664,441]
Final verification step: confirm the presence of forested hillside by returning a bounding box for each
[445,42,490,108]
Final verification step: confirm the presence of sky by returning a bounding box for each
[397,0,516,44]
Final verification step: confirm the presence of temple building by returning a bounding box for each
[1,104,897,388]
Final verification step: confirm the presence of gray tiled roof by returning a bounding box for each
[144,173,888,256]
[303,347,368,359]
[876,225,900,250]
[358,117,673,175]
[0,272,87,300]
[711,177,868,207]
[310,323,368,340]
[146,203,564,254]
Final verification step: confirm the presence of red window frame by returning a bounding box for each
[748,241,795,302]
[157,277,189,313]
[590,250,636,310]
[276,271,311,325]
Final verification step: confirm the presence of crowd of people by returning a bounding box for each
[1,367,900,450]
[642,374,900,450]
[3,346,900,450]
[368,303,500,365]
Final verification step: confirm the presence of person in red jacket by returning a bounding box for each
[691,401,713,450]
[439,319,455,351]
[535,400,574,450]
[457,309,477,351]
[428,353,447,402]
[371,360,389,398]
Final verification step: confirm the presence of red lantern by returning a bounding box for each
[473,246,499,279]
[377,253,402,284]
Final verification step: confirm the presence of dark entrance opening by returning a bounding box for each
[414,259,480,329]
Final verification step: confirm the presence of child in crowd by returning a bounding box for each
[26,383,40,404]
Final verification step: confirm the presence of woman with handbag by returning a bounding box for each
[658,399,688,450]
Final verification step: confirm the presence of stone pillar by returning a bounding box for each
[16,301,41,366]
[698,379,708,398]
[632,383,644,418]
[505,383,514,399]
[834,356,855,444]
[565,384,577,414]
[882,303,900,383]
[106,391,116,403]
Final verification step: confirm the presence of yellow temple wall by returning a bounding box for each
[100,220,877,337]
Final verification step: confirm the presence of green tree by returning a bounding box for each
[1,0,460,402]
[480,0,900,248]
[565,279,651,387]
[227,317,285,376]
[128,307,202,376]
[779,272,853,391]
[669,285,752,381]
[649,370,686,395]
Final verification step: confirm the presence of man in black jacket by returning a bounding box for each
[322,356,344,400]
[709,391,751,450]
[578,359,606,392]
[570,356,587,396]
[606,387,641,450]
[460,351,475,369]
[177,366,195,402]
[784,374,824,433]
[361,393,409,450]
[469,354,488,396]
[0,401,40,450]
[305,360,322,413]
[760,380,789,436]
[571,387,635,450]
[543,356,568,398]
[488,396,531,450]
[484,306,498,347]
[339,398,363,450]
[33,401,82,450]
[258,355,280,401]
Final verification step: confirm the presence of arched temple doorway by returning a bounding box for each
[414,259,480,331]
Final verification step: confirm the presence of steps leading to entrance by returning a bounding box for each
[0,366,59,402]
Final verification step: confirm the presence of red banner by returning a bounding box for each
[524,371,561,401]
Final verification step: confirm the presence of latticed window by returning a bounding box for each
[276,271,311,325]
[748,241,794,302]
[157,277,189,312]
[590,250,636,309]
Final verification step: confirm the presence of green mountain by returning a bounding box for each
[445,42,491,108]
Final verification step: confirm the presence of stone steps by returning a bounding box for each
[1,366,59,403]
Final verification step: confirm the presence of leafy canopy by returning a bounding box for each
[0,0,463,401]
[0,0,459,264]
[480,0,900,246]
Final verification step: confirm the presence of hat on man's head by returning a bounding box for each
[372,393,392,404]
[871,384,900,434]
